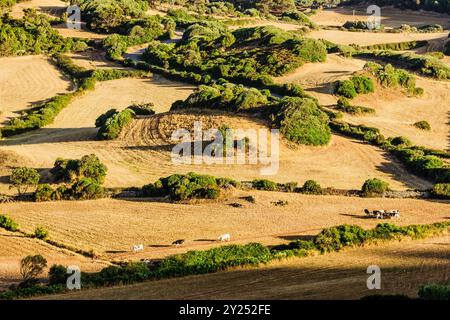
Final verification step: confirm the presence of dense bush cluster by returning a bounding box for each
[275,97,331,146]
[361,178,389,197]
[102,15,168,59]
[142,172,240,200]
[363,62,423,95]
[301,180,322,194]
[358,51,450,80]
[51,154,107,184]
[432,183,450,199]
[0,10,86,57]
[73,0,149,32]
[96,108,135,140]
[336,97,375,116]
[335,75,374,99]
[251,179,277,191]
[143,24,327,84]
[362,40,428,51]
[418,284,450,300]
[172,83,270,112]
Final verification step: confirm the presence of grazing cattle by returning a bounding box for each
[132,244,144,252]
[172,239,185,246]
[364,209,400,219]
[218,234,231,242]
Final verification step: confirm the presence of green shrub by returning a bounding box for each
[362,178,389,196]
[34,184,55,202]
[351,75,374,94]
[34,227,48,240]
[251,179,277,191]
[418,284,450,300]
[413,121,431,131]
[127,103,155,116]
[314,224,368,253]
[97,108,135,140]
[276,97,331,146]
[302,180,322,195]
[336,97,375,116]
[143,173,224,200]
[335,80,357,99]
[432,183,450,199]
[0,215,19,232]
[390,136,412,147]
[66,178,105,200]
[48,265,67,286]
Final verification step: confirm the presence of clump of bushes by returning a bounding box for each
[301,180,322,195]
[413,121,431,131]
[51,154,107,184]
[142,172,228,201]
[251,179,277,191]
[359,51,450,81]
[336,97,375,116]
[432,183,450,199]
[0,215,19,232]
[335,75,374,99]
[418,284,450,300]
[127,103,155,116]
[96,108,135,140]
[10,167,40,196]
[362,178,389,197]
[276,97,331,146]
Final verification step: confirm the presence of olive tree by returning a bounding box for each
[10,167,40,196]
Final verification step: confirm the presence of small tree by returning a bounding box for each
[20,255,47,287]
[10,167,40,196]
[362,178,389,197]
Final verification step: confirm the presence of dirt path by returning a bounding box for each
[38,235,450,300]
[0,55,72,127]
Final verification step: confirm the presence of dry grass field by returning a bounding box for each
[310,6,450,29]
[1,3,449,300]
[39,234,450,300]
[0,108,431,193]
[275,55,450,151]
[1,193,448,263]
[0,229,109,290]
[10,0,66,19]
[0,56,72,127]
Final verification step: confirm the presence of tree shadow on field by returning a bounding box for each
[340,213,372,220]
[308,82,335,95]
[0,127,98,146]
[147,245,170,248]
[447,111,450,152]
[194,239,216,242]
[105,250,128,254]
[276,235,315,242]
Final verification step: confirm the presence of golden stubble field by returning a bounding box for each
[1,192,448,262]
[0,56,72,127]
[275,54,450,151]
[38,234,450,300]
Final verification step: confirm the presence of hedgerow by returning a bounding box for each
[357,51,450,80]
[418,284,450,300]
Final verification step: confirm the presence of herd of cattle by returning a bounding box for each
[131,210,401,253]
[364,209,400,219]
[132,233,231,253]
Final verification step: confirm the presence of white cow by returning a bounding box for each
[218,234,231,242]
[132,244,144,252]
